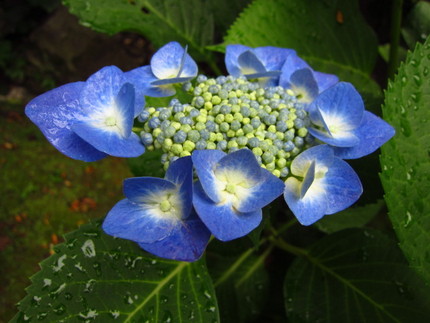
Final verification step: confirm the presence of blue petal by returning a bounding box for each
[151,76,195,86]
[313,71,339,92]
[125,65,175,98]
[193,181,262,241]
[236,168,285,213]
[289,68,319,102]
[123,177,177,203]
[138,211,211,262]
[115,83,135,137]
[25,82,107,162]
[102,199,178,244]
[191,149,226,203]
[237,50,266,75]
[165,156,194,218]
[323,158,363,214]
[214,149,263,183]
[279,53,311,88]
[225,44,252,77]
[253,46,296,72]
[333,111,396,159]
[151,42,197,80]
[71,122,145,157]
[80,66,125,115]
[300,160,316,198]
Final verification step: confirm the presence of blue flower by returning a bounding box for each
[279,53,338,103]
[192,149,285,241]
[283,145,363,225]
[125,42,198,97]
[25,66,145,161]
[102,156,210,262]
[225,45,295,86]
[307,82,395,158]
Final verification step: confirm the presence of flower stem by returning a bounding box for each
[388,0,403,80]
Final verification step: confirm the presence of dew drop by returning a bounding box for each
[413,75,422,86]
[37,312,48,320]
[160,295,168,304]
[162,310,172,323]
[64,292,73,300]
[404,211,412,228]
[53,254,67,272]
[423,67,429,76]
[401,76,407,84]
[92,262,102,276]
[81,240,96,258]
[110,310,120,319]
[53,304,66,315]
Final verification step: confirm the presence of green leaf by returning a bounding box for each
[11,221,219,322]
[380,37,430,283]
[402,1,430,49]
[223,0,380,103]
[284,229,430,322]
[127,150,165,177]
[315,200,384,234]
[208,242,272,322]
[62,0,214,60]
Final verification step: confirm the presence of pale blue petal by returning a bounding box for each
[236,168,285,213]
[308,125,360,147]
[191,149,226,203]
[151,42,197,80]
[138,211,211,262]
[123,177,177,203]
[214,149,262,183]
[151,76,195,86]
[102,199,178,244]
[80,66,124,116]
[25,82,107,162]
[300,160,316,198]
[125,65,175,98]
[193,181,262,241]
[114,83,135,137]
[333,111,396,159]
[289,144,334,177]
[71,122,144,157]
[309,82,364,129]
[225,44,251,77]
[289,68,319,102]
[279,53,311,88]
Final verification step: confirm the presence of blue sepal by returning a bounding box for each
[138,210,211,262]
[102,199,178,244]
[25,82,107,162]
[333,111,396,159]
[193,181,262,241]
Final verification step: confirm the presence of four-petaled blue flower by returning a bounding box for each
[102,156,211,262]
[125,41,198,97]
[192,149,285,241]
[283,145,363,225]
[279,52,339,103]
[25,66,145,161]
[307,82,395,159]
[225,44,296,86]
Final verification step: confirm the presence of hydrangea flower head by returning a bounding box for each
[102,156,210,261]
[283,145,363,225]
[192,149,285,241]
[25,66,145,161]
[125,42,198,97]
[307,82,395,158]
[225,45,295,86]
[279,53,339,103]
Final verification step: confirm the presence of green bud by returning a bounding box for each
[226,130,236,138]
[234,113,243,122]
[225,114,234,123]
[203,92,212,102]
[252,147,263,156]
[171,144,183,154]
[195,122,206,131]
[204,102,213,110]
[235,129,244,137]
[207,142,217,149]
[298,127,308,137]
[272,169,281,178]
[268,125,276,133]
[276,158,287,168]
[180,151,191,157]
[183,140,196,152]
[153,128,162,137]
[215,114,225,124]
[163,138,173,148]
[242,117,250,124]
[220,122,230,132]
[227,140,238,148]
[212,96,221,105]
[265,162,276,171]
[180,124,192,133]
[171,122,181,130]
[243,124,254,134]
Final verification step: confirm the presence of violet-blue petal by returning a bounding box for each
[191,149,226,203]
[151,76,196,86]
[151,42,198,80]
[289,68,319,101]
[253,46,296,72]
[323,158,363,214]
[165,156,194,218]
[125,65,175,98]
[333,111,396,159]
[71,121,144,157]
[279,53,311,87]
[237,50,266,75]
[138,211,211,262]
[102,199,178,244]
[214,149,263,183]
[123,177,177,203]
[313,71,339,92]
[193,181,262,241]
[225,44,251,77]
[234,168,285,213]
[25,82,107,162]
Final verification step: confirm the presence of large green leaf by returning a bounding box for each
[62,0,214,61]
[223,0,380,104]
[380,37,430,283]
[402,1,430,49]
[11,221,219,322]
[284,229,430,322]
